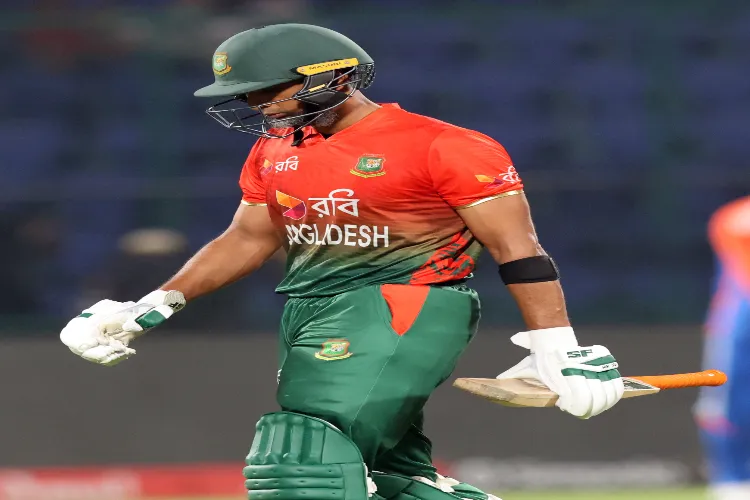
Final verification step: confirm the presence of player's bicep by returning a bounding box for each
[457,192,544,264]
[228,203,283,253]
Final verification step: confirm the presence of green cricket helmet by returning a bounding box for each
[194,23,375,139]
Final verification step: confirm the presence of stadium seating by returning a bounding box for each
[3,2,747,326]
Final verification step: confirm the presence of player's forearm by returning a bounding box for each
[506,280,571,330]
[160,231,280,301]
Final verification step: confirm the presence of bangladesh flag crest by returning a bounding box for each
[351,155,386,178]
[212,52,232,75]
[315,339,353,360]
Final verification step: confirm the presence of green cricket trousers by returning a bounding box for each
[276,283,481,479]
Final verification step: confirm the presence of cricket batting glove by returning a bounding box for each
[60,290,185,366]
[496,326,624,419]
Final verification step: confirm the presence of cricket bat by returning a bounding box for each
[453,369,727,408]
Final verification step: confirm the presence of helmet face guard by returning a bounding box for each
[204,63,375,139]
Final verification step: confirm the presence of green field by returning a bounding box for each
[156,489,705,500]
[499,489,704,499]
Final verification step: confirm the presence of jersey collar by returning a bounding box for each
[293,103,402,146]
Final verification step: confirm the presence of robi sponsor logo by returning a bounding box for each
[276,191,306,220]
[260,156,300,177]
[475,165,520,189]
[278,188,389,248]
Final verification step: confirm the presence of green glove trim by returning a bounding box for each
[134,309,168,330]
[561,368,622,381]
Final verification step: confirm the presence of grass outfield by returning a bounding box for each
[154,489,705,500]
[501,489,705,499]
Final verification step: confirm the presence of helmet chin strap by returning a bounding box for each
[291,129,305,147]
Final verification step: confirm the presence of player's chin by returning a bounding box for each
[266,115,305,129]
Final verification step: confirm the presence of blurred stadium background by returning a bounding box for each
[1,0,749,498]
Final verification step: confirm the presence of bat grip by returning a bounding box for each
[630,370,727,389]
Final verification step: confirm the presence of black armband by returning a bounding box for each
[498,255,560,284]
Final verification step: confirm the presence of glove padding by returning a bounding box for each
[60,299,137,366]
[60,290,185,366]
[496,327,624,419]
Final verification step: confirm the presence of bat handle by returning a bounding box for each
[630,370,727,389]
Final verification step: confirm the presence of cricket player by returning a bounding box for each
[695,196,750,500]
[60,24,625,500]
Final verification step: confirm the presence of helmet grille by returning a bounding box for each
[355,63,376,90]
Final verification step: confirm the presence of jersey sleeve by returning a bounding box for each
[428,128,523,209]
[238,139,268,206]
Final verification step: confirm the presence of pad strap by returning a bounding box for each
[373,472,479,500]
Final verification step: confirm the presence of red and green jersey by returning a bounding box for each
[239,104,523,297]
